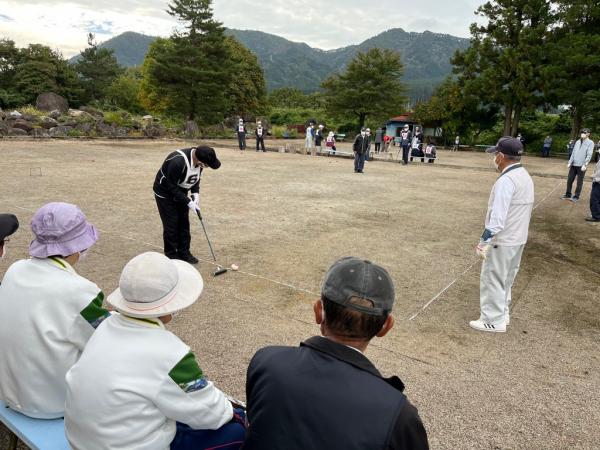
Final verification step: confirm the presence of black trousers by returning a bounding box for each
[256,137,265,151]
[237,133,246,150]
[375,143,381,153]
[155,196,191,258]
[565,166,586,198]
[591,182,600,219]
[402,144,410,164]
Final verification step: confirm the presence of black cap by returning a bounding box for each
[321,257,395,316]
[581,128,591,134]
[195,146,221,170]
[486,137,523,156]
[0,214,19,240]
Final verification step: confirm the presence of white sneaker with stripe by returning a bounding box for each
[469,319,506,333]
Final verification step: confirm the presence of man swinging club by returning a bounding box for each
[153,146,221,264]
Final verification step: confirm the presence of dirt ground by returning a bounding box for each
[0,138,598,449]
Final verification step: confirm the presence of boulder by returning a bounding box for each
[36,92,69,113]
[40,117,59,129]
[143,125,165,138]
[68,109,95,120]
[7,127,27,136]
[185,120,199,136]
[9,111,22,119]
[22,114,40,124]
[48,110,61,119]
[0,110,6,121]
[31,128,49,138]
[0,122,9,135]
[12,119,34,132]
[79,106,104,119]
[76,123,93,133]
[48,126,73,137]
[142,115,153,121]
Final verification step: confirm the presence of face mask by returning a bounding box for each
[581,133,588,139]
[493,154,501,171]
[361,132,366,137]
[79,249,89,262]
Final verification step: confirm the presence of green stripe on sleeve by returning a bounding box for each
[80,291,111,329]
[169,352,208,393]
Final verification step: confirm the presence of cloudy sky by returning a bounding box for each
[0,0,483,57]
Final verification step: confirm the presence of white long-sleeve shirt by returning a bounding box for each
[484,164,534,246]
[0,257,108,418]
[65,314,233,450]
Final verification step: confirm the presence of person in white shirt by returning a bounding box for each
[561,128,595,203]
[470,137,534,333]
[65,252,246,450]
[0,202,109,418]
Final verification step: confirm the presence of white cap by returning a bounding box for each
[107,252,203,318]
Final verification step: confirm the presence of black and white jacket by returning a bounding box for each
[153,148,201,204]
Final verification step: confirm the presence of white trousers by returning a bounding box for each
[479,244,525,325]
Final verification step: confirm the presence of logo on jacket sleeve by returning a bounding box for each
[169,352,208,393]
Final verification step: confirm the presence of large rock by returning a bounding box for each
[48,110,61,119]
[48,126,73,137]
[76,123,93,133]
[68,109,94,121]
[31,128,49,138]
[7,127,27,136]
[36,92,69,114]
[0,122,9,135]
[40,117,59,129]
[143,125,165,138]
[9,111,22,119]
[185,120,199,136]
[79,106,104,119]
[12,119,34,132]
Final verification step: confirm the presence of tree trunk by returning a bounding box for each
[510,104,522,137]
[359,113,366,129]
[571,106,583,140]
[503,102,513,137]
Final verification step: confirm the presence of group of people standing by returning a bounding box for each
[235,118,267,152]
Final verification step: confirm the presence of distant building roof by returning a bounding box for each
[388,114,415,123]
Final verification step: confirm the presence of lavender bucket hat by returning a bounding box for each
[29,202,99,258]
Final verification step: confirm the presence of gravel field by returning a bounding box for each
[0,139,598,449]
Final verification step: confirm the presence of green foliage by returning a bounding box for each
[19,105,45,117]
[224,36,268,118]
[321,48,407,128]
[141,0,231,122]
[103,110,134,127]
[105,68,144,113]
[75,33,123,104]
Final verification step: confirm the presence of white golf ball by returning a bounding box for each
[231,264,239,271]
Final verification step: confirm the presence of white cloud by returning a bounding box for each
[0,0,483,56]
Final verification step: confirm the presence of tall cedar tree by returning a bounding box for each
[321,48,407,129]
[75,33,123,103]
[545,1,600,137]
[144,0,231,122]
[452,0,552,136]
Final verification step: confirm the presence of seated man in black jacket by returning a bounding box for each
[153,146,221,264]
[243,257,429,450]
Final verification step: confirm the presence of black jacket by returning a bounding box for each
[353,134,369,154]
[243,336,429,450]
[315,129,324,146]
[153,147,201,204]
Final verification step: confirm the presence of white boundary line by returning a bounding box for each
[406,180,563,321]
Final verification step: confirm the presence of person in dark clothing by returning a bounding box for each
[409,127,424,162]
[315,125,325,154]
[243,257,429,450]
[399,125,412,165]
[0,214,19,265]
[353,128,369,173]
[542,136,552,157]
[375,127,384,154]
[365,128,372,161]
[153,146,221,264]
[255,121,266,152]
[236,119,247,151]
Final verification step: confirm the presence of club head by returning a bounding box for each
[213,267,228,277]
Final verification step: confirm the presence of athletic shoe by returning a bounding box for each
[560,195,571,200]
[469,319,506,333]
[585,216,600,222]
[179,253,199,265]
[570,196,579,203]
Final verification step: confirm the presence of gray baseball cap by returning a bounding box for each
[321,257,395,316]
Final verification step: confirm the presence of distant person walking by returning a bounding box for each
[399,125,412,165]
[353,128,368,173]
[374,127,383,154]
[542,136,552,158]
[236,118,247,151]
[471,137,534,333]
[255,120,266,152]
[561,128,594,203]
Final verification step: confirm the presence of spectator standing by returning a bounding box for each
[453,135,460,151]
[365,128,372,161]
[567,139,575,158]
[0,202,110,418]
[315,124,325,154]
[236,119,247,151]
[399,125,412,165]
[255,121,266,152]
[561,128,595,203]
[542,136,552,158]
[374,127,383,154]
[471,138,534,332]
[243,257,429,450]
[353,128,368,173]
[325,131,336,155]
[586,156,600,222]
[305,124,314,153]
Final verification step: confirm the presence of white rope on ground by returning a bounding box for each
[406,180,563,322]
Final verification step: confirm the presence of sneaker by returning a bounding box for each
[469,319,506,333]
[585,216,600,222]
[570,196,579,203]
[560,195,571,200]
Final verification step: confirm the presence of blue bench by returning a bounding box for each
[0,401,68,450]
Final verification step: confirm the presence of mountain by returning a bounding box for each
[69,28,470,99]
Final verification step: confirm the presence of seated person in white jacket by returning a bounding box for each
[0,202,109,418]
[65,252,246,450]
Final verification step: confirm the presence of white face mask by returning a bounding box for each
[493,153,502,171]
[361,132,366,137]
[581,133,588,139]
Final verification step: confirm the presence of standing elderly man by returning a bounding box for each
[353,128,369,173]
[243,257,429,450]
[153,146,221,264]
[561,128,595,203]
[470,137,534,333]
